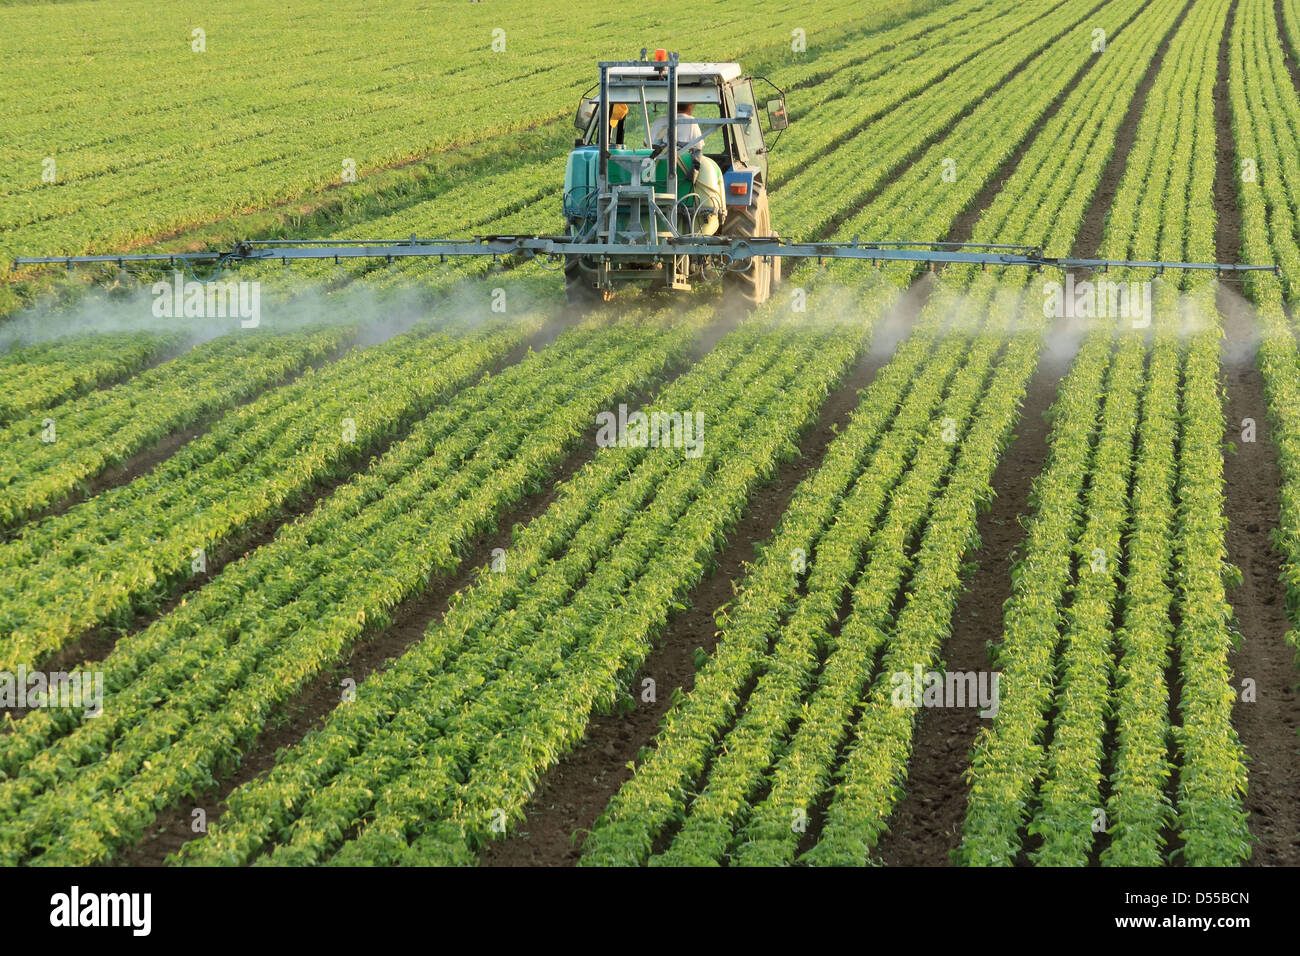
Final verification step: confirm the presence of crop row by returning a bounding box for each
[0,332,182,426]
[0,327,350,531]
[0,314,700,865]
[956,327,1113,863]
[648,289,1007,866]
[1165,0,1251,866]
[0,315,532,675]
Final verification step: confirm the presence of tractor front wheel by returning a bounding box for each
[721,191,773,311]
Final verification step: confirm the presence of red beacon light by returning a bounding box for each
[653,48,668,62]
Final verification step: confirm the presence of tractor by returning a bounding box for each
[563,49,789,308]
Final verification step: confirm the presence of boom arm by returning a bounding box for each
[12,236,1278,277]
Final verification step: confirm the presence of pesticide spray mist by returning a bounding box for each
[0,267,559,353]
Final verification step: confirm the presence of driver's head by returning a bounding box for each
[679,102,694,115]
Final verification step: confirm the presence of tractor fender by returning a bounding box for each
[722,168,757,208]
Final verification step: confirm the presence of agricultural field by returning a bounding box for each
[2,0,1299,895]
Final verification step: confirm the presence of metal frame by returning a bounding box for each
[14,236,1278,277]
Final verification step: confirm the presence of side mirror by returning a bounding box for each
[767,97,789,131]
[575,98,597,132]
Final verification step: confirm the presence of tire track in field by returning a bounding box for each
[876,0,1191,866]
[1218,0,1300,867]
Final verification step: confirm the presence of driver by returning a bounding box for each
[648,101,703,183]
[610,103,628,146]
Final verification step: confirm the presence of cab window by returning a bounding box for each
[730,80,766,168]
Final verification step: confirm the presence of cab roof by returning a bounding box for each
[607,62,743,83]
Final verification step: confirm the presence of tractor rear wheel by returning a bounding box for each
[721,191,773,311]
[565,257,612,309]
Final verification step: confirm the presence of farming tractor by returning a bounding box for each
[563,50,789,308]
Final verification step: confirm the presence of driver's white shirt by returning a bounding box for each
[648,113,704,151]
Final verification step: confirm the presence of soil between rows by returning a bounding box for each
[478,280,933,866]
[1216,0,1300,867]
[874,331,1075,865]
[114,303,724,866]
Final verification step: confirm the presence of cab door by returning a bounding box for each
[727,79,769,183]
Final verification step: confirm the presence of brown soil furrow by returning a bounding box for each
[1219,283,1300,868]
[1217,0,1300,868]
[115,310,718,866]
[477,287,933,867]
[1070,0,1192,260]
[1275,0,1300,94]
[876,0,1191,865]
[875,337,1074,865]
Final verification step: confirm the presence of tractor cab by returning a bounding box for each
[563,50,789,308]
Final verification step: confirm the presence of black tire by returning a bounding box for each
[565,257,612,309]
[720,191,773,310]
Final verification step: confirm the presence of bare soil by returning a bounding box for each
[875,337,1074,865]
[477,279,936,866]
[1216,0,1300,867]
